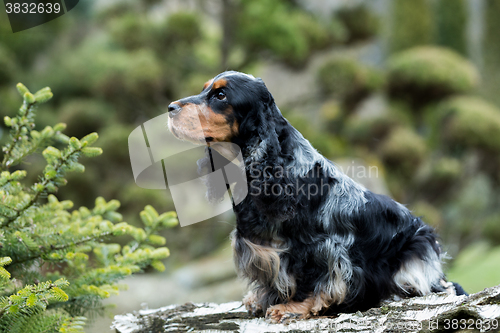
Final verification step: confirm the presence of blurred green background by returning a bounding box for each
[1,0,500,331]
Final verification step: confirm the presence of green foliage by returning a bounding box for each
[317,56,384,110]
[388,47,479,106]
[162,12,202,47]
[482,0,500,106]
[234,0,346,68]
[446,242,500,293]
[0,17,65,66]
[436,0,467,55]
[445,175,494,237]
[379,127,427,176]
[313,41,499,259]
[336,4,379,43]
[437,96,500,152]
[483,215,500,244]
[0,46,17,86]
[343,112,402,148]
[0,84,178,332]
[411,201,443,229]
[42,44,163,114]
[58,99,116,139]
[1,4,356,264]
[108,14,157,50]
[286,113,346,158]
[484,0,500,65]
[108,11,202,52]
[2,83,58,170]
[1,0,498,298]
[390,0,434,53]
[428,157,462,183]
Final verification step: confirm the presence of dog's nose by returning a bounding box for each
[168,103,182,118]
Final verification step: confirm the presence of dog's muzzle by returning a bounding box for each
[168,103,182,118]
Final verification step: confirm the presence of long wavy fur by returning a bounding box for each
[172,71,467,318]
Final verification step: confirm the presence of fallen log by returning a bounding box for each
[112,284,500,333]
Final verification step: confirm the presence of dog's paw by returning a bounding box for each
[265,304,310,324]
[243,291,263,316]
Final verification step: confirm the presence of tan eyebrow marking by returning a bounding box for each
[203,79,214,91]
[212,78,227,90]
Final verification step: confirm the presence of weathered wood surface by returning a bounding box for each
[112,284,500,333]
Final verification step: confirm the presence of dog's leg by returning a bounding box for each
[265,293,330,324]
[243,290,263,316]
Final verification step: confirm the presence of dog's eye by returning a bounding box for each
[216,91,226,100]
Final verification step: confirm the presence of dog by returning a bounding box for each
[167,71,467,323]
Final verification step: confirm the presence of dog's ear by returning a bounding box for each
[246,99,297,223]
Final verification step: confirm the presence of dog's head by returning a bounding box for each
[167,71,275,147]
[168,72,296,220]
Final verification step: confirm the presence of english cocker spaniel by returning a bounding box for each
[167,71,467,323]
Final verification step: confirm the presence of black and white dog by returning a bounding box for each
[167,71,467,323]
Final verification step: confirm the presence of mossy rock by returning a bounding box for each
[317,57,384,110]
[415,156,462,201]
[344,113,401,148]
[295,13,341,52]
[319,100,342,122]
[379,127,426,173]
[319,100,345,134]
[336,4,379,43]
[287,114,346,158]
[438,96,500,152]
[430,157,462,182]
[388,47,479,107]
[419,155,462,181]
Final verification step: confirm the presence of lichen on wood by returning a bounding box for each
[113,284,500,333]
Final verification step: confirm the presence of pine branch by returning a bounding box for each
[1,101,36,170]
[0,82,178,332]
[1,148,80,229]
[11,232,113,266]
[1,84,55,171]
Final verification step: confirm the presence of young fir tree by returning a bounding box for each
[0,83,178,332]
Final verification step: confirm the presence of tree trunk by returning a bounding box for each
[113,284,500,332]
